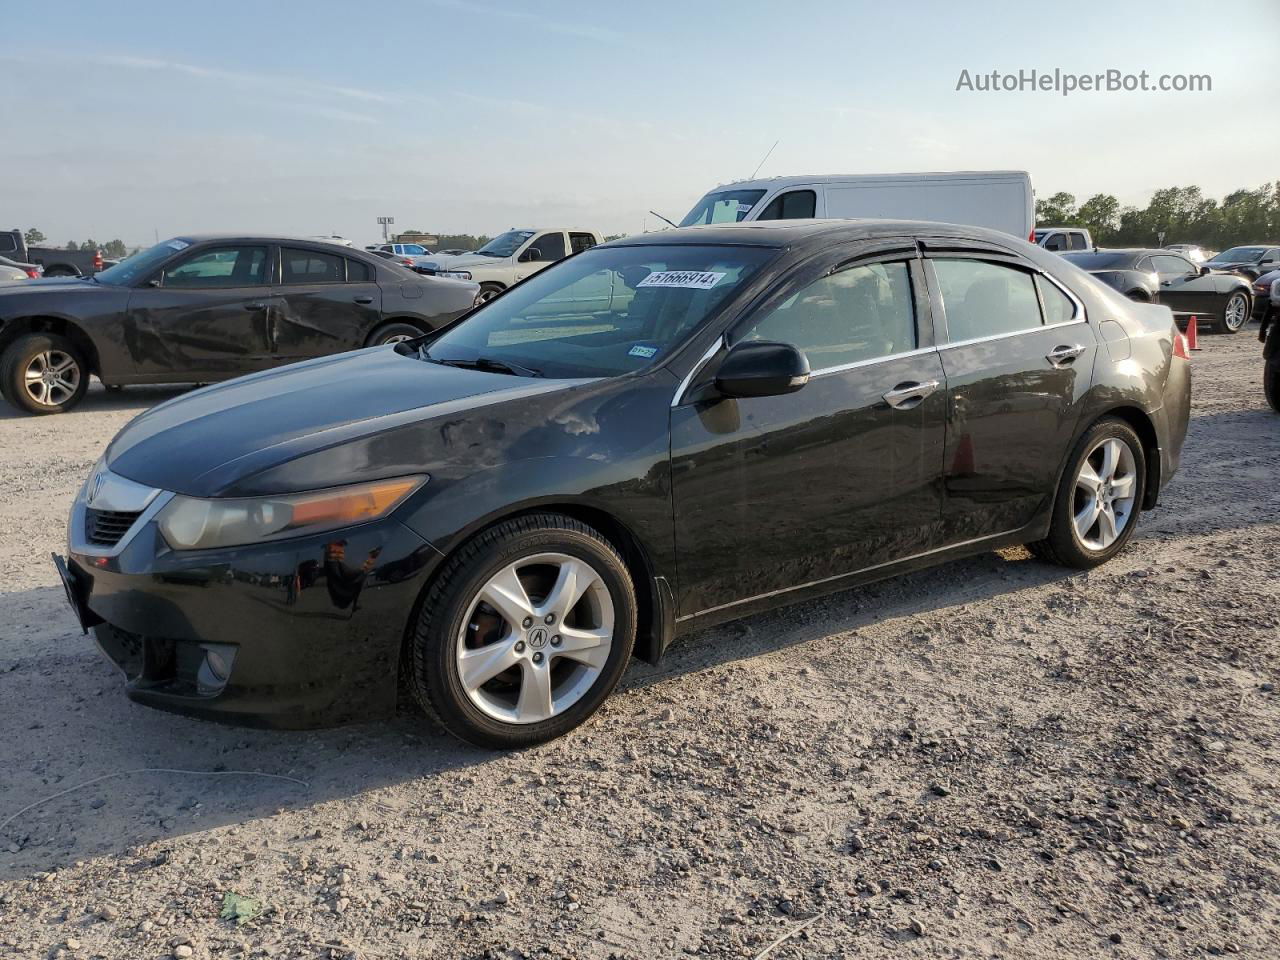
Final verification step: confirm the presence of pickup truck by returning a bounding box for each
[1034,227,1094,253]
[416,228,603,302]
[1,229,115,277]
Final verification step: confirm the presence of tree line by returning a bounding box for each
[22,229,130,258]
[1036,182,1280,250]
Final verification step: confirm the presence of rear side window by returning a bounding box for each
[282,248,345,284]
[1068,232,1089,250]
[738,261,917,370]
[569,232,597,254]
[1037,276,1077,325]
[756,190,817,221]
[162,246,267,288]
[933,259,1042,342]
[347,259,373,282]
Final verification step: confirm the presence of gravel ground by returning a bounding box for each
[0,330,1277,960]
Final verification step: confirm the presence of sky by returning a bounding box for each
[2,0,1277,249]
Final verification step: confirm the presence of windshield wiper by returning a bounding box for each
[431,355,542,378]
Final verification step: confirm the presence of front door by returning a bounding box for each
[1151,253,1216,318]
[670,247,947,617]
[127,243,275,379]
[924,251,1097,542]
[270,246,382,362]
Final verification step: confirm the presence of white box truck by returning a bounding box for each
[678,171,1034,240]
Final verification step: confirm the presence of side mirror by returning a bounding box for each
[1199,265,1212,276]
[519,247,542,263]
[715,341,810,399]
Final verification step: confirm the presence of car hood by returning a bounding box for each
[105,347,582,498]
[422,253,503,271]
[0,276,97,295]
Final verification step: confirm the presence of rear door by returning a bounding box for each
[669,242,947,615]
[922,244,1097,543]
[127,243,276,378]
[270,246,382,362]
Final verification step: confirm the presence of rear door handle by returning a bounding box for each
[882,379,940,410]
[1046,344,1085,367]
[354,295,374,304]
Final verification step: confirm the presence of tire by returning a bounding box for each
[1265,357,1280,414]
[476,284,504,304]
[0,333,90,414]
[365,322,424,347]
[408,513,637,748]
[1126,290,1150,302]
[1214,291,1250,334]
[1029,418,1147,569]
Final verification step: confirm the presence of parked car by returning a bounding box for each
[368,249,418,269]
[1064,248,1253,333]
[0,234,479,414]
[55,219,1190,746]
[1251,268,1280,326]
[1165,243,1209,263]
[1034,227,1093,252]
[1,229,113,277]
[370,242,435,270]
[0,254,40,282]
[1205,244,1280,281]
[416,229,604,303]
[1264,274,1280,412]
[678,171,1034,239]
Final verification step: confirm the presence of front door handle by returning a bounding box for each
[244,302,268,311]
[1046,344,1085,367]
[882,379,940,410]
[354,295,374,304]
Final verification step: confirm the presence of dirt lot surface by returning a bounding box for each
[1,332,1277,960]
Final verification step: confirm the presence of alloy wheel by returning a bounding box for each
[1073,437,1138,551]
[456,552,614,724]
[23,350,81,407]
[381,333,416,345]
[1224,294,1248,331]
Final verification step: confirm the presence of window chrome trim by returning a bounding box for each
[938,316,1088,352]
[670,336,725,407]
[809,345,936,379]
[677,527,1024,622]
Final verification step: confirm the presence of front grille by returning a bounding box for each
[85,508,143,547]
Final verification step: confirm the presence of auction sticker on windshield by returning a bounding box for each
[637,271,726,290]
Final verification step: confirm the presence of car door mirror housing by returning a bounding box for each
[519,248,541,263]
[715,341,810,399]
[1199,265,1212,276]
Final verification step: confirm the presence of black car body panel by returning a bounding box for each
[0,235,479,386]
[1064,248,1252,320]
[63,220,1191,728]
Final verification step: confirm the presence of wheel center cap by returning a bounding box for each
[527,626,549,650]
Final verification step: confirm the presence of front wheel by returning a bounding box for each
[0,333,90,414]
[1265,357,1280,413]
[1215,292,1250,334]
[1030,418,1146,569]
[365,322,424,347]
[475,284,504,305]
[407,514,637,748]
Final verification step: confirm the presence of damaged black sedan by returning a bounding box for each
[58,220,1190,748]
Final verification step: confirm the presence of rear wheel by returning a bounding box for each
[365,322,424,347]
[1029,418,1146,569]
[407,514,636,748]
[1215,292,1250,334]
[0,333,90,414]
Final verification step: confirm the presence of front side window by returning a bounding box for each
[1042,233,1067,251]
[0,234,17,254]
[678,189,767,227]
[1151,255,1194,278]
[527,232,567,262]
[736,261,916,370]
[162,246,267,288]
[756,190,817,221]
[282,248,345,284]
[424,244,776,379]
[933,258,1042,342]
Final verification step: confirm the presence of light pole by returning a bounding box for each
[378,216,395,243]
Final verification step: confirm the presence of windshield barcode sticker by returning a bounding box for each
[637,271,726,290]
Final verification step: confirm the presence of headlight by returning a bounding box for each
[438,270,472,280]
[157,476,426,550]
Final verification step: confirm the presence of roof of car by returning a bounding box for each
[603,218,1021,250]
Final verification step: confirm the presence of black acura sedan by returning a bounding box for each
[0,235,479,414]
[56,220,1191,747]
[1063,249,1253,334]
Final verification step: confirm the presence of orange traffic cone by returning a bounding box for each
[1186,316,1201,351]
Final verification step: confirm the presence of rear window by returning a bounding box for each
[1062,252,1136,270]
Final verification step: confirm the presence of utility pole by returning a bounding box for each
[378,216,394,242]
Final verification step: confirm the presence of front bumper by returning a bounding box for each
[63,490,443,729]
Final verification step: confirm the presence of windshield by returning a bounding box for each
[1210,246,1265,262]
[424,244,776,378]
[94,238,192,285]
[474,230,535,258]
[1063,252,1136,270]
[678,189,767,227]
